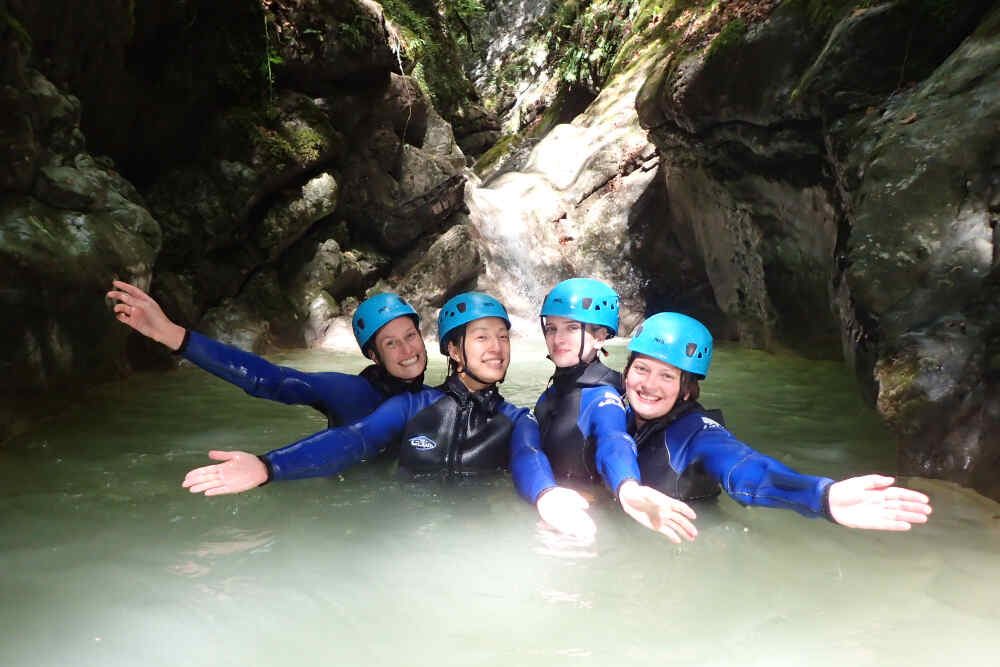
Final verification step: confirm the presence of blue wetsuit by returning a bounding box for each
[179,330,426,428]
[511,360,640,503]
[632,402,834,518]
[261,375,543,481]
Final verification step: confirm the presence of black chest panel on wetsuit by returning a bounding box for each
[398,375,512,477]
[534,361,622,482]
[632,402,725,501]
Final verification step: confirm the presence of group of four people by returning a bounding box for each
[107,278,932,541]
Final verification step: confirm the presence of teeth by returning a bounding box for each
[399,357,419,366]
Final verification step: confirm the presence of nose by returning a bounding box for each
[401,337,419,357]
[486,334,503,352]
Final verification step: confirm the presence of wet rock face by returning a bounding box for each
[0,64,160,440]
[638,0,999,497]
[10,0,266,181]
[141,67,469,342]
[0,0,482,441]
[267,0,399,94]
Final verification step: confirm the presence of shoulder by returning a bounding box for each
[581,386,626,412]
[377,387,444,415]
[669,409,731,443]
[499,400,535,424]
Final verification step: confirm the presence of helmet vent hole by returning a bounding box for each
[357,318,366,330]
[686,343,697,357]
[457,302,467,313]
[582,298,593,309]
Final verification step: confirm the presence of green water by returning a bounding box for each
[2,341,998,667]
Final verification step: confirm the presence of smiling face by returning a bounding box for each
[370,316,427,381]
[447,317,511,390]
[624,353,686,423]
[542,316,607,368]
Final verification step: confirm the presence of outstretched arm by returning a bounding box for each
[108,280,382,420]
[180,393,424,496]
[508,407,596,540]
[588,390,698,542]
[107,280,186,350]
[182,450,269,496]
[618,480,698,544]
[827,475,932,530]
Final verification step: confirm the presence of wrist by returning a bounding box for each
[616,478,640,502]
[533,485,559,506]
[257,455,274,486]
[163,324,187,353]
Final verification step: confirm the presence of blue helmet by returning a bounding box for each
[437,292,511,354]
[352,292,419,352]
[540,278,619,336]
[628,312,713,378]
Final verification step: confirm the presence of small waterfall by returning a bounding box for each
[465,172,568,324]
[464,51,664,332]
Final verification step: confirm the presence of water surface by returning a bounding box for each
[2,341,998,666]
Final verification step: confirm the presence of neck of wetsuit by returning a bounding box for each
[359,363,425,395]
[630,399,703,446]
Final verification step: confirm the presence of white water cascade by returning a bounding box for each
[465,49,663,333]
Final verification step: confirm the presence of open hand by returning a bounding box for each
[182,450,269,496]
[828,475,932,530]
[618,480,698,543]
[536,487,597,541]
[107,280,186,350]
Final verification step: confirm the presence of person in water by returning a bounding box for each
[622,312,932,534]
[106,280,428,428]
[511,278,698,541]
[180,292,545,494]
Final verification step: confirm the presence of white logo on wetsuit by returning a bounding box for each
[597,391,625,411]
[409,435,437,450]
[701,416,723,429]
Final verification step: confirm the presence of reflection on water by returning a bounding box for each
[1,341,999,667]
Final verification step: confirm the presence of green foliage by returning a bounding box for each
[337,19,370,52]
[705,17,747,61]
[262,10,280,103]
[545,0,640,91]
[1,8,32,47]
[379,0,477,114]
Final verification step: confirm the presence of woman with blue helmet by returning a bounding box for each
[622,312,932,532]
[181,292,548,494]
[107,281,429,429]
[511,278,698,542]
